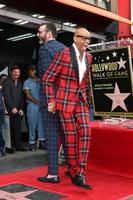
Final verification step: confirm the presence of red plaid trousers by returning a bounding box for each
[58,97,91,177]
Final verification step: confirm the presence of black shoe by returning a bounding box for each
[64,171,71,176]
[29,144,36,152]
[39,140,46,150]
[16,146,27,151]
[0,147,6,157]
[37,176,60,183]
[71,174,92,190]
[5,147,15,154]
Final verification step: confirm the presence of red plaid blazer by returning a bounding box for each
[42,46,92,113]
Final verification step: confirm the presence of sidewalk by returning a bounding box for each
[0,149,47,174]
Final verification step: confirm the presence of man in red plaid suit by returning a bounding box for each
[42,27,92,189]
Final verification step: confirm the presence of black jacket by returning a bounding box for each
[0,89,4,125]
[2,78,23,114]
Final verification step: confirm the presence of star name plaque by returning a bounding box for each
[90,46,133,118]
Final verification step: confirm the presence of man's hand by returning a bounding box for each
[12,108,18,114]
[19,110,24,116]
[48,102,56,113]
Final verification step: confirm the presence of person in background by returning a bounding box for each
[0,75,6,156]
[0,74,8,83]
[2,65,27,152]
[23,66,45,151]
[42,27,92,189]
[37,22,66,184]
[0,74,10,154]
[86,49,94,121]
[87,79,94,121]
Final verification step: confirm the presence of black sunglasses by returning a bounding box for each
[76,35,91,41]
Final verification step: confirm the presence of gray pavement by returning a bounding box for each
[0,149,47,174]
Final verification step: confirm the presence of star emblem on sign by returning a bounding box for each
[105,82,130,111]
[106,56,110,60]
[117,57,127,69]
[112,51,117,57]
[0,189,37,199]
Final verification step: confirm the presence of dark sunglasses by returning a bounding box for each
[76,35,91,41]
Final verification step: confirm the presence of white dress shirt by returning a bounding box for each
[73,43,86,83]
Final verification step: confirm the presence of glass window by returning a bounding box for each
[79,0,111,11]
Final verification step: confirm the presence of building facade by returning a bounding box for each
[117,0,133,40]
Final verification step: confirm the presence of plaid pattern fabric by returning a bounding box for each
[38,40,65,175]
[38,40,65,80]
[58,98,91,176]
[42,46,92,176]
[38,40,66,107]
[41,108,59,175]
[42,47,92,113]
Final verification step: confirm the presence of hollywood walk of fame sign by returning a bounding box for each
[90,46,133,117]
